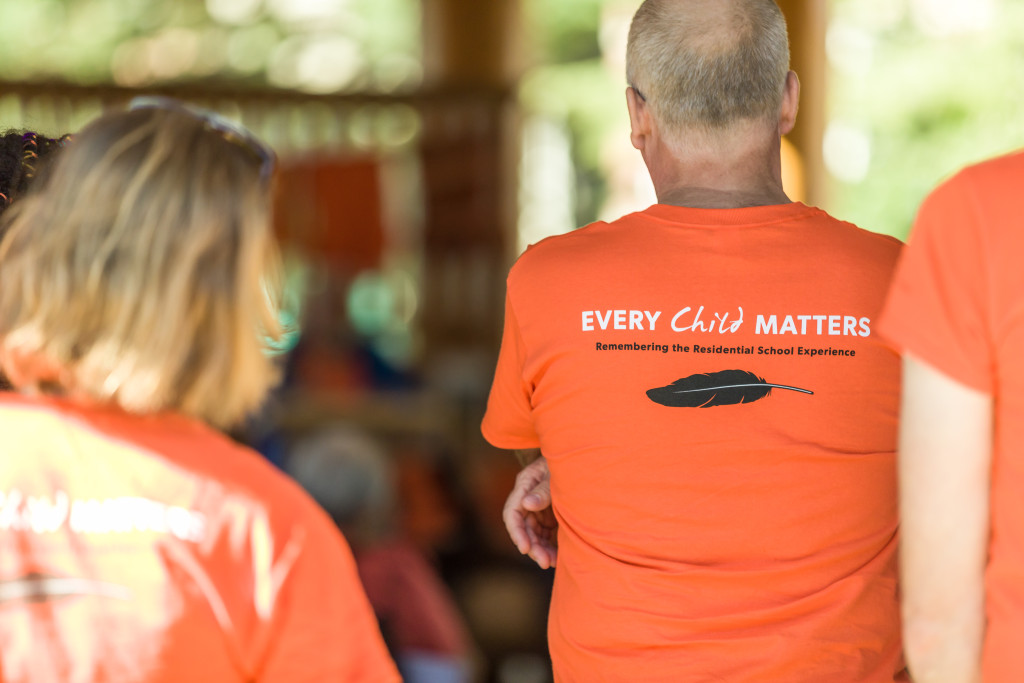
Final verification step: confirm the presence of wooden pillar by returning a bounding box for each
[777,0,828,208]
[418,0,522,358]
[422,0,522,89]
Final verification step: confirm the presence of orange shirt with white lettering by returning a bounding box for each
[879,150,1024,683]
[0,392,399,683]
[483,203,905,682]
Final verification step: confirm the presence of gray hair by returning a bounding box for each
[625,0,790,133]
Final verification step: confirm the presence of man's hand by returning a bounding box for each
[503,456,557,569]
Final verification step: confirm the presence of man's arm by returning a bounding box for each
[899,353,992,683]
[503,453,557,569]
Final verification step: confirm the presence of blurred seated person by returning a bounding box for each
[289,424,474,683]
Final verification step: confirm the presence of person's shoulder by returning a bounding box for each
[508,211,649,282]
[927,149,1024,208]
[174,423,326,521]
[92,405,331,530]
[791,206,904,283]
[955,148,1024,184]
[0,393,334,529]
[806,205,904,257]
[515,219,614,260]
[164,423,348,557]
[911,150,1024,253]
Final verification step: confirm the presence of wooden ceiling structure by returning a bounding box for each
[0,0,827,360]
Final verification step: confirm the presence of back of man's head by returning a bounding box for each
[626,0,790,138]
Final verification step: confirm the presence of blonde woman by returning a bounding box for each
[0,101,399,682]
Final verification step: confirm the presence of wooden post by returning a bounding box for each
[777,0,828,208]
[418,0,523,356]
[422,0,522,89]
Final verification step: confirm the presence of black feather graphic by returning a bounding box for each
[646,369,813,408]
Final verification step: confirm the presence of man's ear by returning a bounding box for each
[779,70,800,136]
[626,86,650,151]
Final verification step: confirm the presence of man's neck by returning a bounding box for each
[647,126,791,209]
[655,184,791,209]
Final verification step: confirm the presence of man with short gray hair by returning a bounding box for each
[627,0,790,135]
[484,0,906,680]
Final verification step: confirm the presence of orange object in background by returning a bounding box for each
[274,158,384,271]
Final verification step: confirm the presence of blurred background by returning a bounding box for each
[1,0,1023,680]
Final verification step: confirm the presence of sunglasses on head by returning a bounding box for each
[128,96,276,184]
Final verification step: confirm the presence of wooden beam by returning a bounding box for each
[0,78,511,108]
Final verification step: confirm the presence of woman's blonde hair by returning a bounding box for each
[0,106,282,427]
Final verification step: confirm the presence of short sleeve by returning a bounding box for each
[256,503,400,682]
[481,291,541,449]
[878,172,994,392]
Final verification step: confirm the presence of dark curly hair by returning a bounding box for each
[0,130,70,217]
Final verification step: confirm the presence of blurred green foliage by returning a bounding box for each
[3,0,1023,241]
[530,0,605,63]
[520,60,626,226]
[0,0,420,91]
[829,0,1024,239]
[523,0,1024,240]
[520,0,632,227]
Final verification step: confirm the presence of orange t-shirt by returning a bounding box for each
[878,150,1024,683]
[483,203,905,682]
[0,393,399,683]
